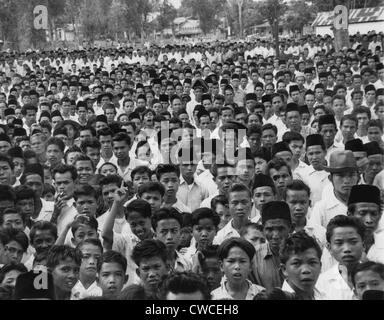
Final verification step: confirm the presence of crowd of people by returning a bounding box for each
[0,32,384,301]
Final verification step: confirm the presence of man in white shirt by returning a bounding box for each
[309,150,360,229]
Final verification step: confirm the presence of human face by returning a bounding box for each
[243,228,266,248]
[341,120,357,142]
[263,216,291,252]
[73,225,98,246]
[113,140,130,161]
[247,133,261,152]
[75,195,97,217]
[236,159,255,186]
[221,109,233,124]
[3,240,24,264]
[272,96,283,115]
[193,218,217,251]
[138,256,168,293]
[102,183,119,209]
[99,135,113,154]
[286,189,310,224]
[0,160,13,185]
[376,107,384,122]
[47,144,64,167]
[365,155,383,183]
[270,167,292,196]
[262,129,277,149]
[333,99,345,116]
[354,270,384,300]
[0,141,11,154]
[155,219,181,252]
[229,191,252,223]
[16,197,35,221]
[99,164,117,176]
[201,257,222,291]
[127,211,152,241]
[286,111,301,131]
[32,230,56,254]
[140,192,163,214]
[31,135,45,155]
[24,174,44,198]
[367,127,383,143]
[255,157,267,175]
[215,203,231,230]
[282,248,321,296]
[76,160,94,185]
[1,213,25,231]
[51,258,79,294]
[1,269,24,288]
[289,140,304,161]
[215,167,236,195]
[79,244,102,281]
[331,171,359,198]
[98,262,126,300]
[159,172,179,198]
[221,247,251,285]
[54,171,75,200]
[253,186,275,211]
[328,226,364,268]
[307,145,325,171]
[350,202,382,236]
[319,124,337,148]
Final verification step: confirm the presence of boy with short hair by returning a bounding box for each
[251,174,276,224]
[97,250,128,300]
[280,231,324,300]
[131,239,170,299]
[316,215,365,300]
[71,239,103,300]
[210,195,231,230]
[240,222,266,248]
[212,238,265,300]
[151,207,192,272]
[0,263,28,288]
[197,245,222,291]
[138,182,165,214]
[46,245,82,300]
[351,261,384,300]
[46,137,65,169]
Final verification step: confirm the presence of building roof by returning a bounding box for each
[312,6,384,27]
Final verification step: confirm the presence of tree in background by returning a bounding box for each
[285,0,317,35]
[181,0,226,34]
[157,0,178,35]
[259,0,287,58]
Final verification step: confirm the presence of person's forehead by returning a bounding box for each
[254,186,273,194]
[3,213,23,220]
[157,219,180,228]
[264,219,290,228]
[331,226,361,238]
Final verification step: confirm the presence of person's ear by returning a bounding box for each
[124,274,129,285]
[326,242,331,252]
[220,260,224,274]
[281,263,288,279]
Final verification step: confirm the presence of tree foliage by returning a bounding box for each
[285,0,317,33]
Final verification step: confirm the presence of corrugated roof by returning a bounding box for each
[312,6,384,27]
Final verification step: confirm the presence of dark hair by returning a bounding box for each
[211,195,228,211]
[52,164,78,181]
[228,183,252,199]
[131,239,168,266]
[30,221,58,244]
[76,238,103,254]
[326,215,365,243]
[118,285,149,300]
[138,182,165,198]
[284,180,311,200]
[0,185,16,203]
[0,228,29,252]
[267,158,292,177]
[0,155,14,171]
[113,132,131,147]
[131,166,152,181]
[97,250,127,273]
[151,208,183,231]
[46,245,82,271]
[191,208,220,229]
[262,123,278,135]
[155,164,180,181]
[46,137,65,153]
[0,263,28,284]
[99,174,123,189]
[81,138,101,153]
[159,272,211,300]
[351,261,384,287]
[74,154,95,172]
[126,200,152,219]
[73,184,97,201]
[280,230,322,264]
[218,237,256,261]
[71,215,98,235]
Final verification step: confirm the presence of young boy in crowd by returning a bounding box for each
[197,245,222,291]
[280,231,324,300]
[137,182,165,215]
[0,263,28,288]
[0,228,29,265]
[351,261,384,300]
[46,245,82,300]
[316,215,365,300]
[71,239,103,300]
[211,195,231,231]
[251,174,276,224]
[97,250,128,300]
[240,222,266,248]
[212,237,265,300]
[151,207,192,272]
[184,208,220,265]
[131,239,170,299]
